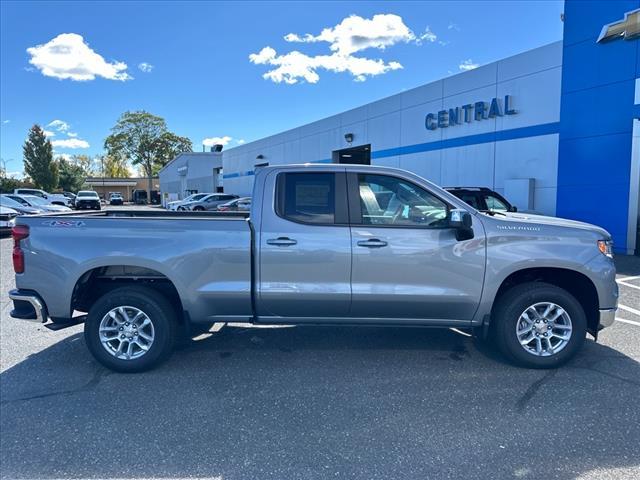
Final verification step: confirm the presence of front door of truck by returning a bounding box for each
[258,169,352,319]
[347,172,485,322]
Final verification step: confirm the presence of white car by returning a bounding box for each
[13,188,72,207]
[166,193,210,211]
[6,194,72,213]
[0,206,18,233]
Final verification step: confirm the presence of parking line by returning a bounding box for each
[616,317,640,327]
[618,304,640,317]
[617,280,640,291]
[617,275,640,282]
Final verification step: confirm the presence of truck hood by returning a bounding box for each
[484,211,611,239]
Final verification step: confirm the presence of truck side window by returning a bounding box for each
[277,173,336,224]
[357,174,448,227]
[484,194,509,211]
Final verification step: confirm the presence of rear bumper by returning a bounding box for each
[9,289,48,323]
[598,308,616,329]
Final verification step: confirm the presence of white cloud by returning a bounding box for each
[53,152,73,161]
[27,33,132,81]
[6,171,23,179]
[66,131,78,137]
[283,14,428,55]
[458,59,479,71]
[2,120,9,124]
[417,27,437,44]
[138,62,154,73]
[51,138,90,149]
[251,14,433,84]
[203,136,232,147]
[236,139,246,145]
[448,23,460,31]
[48,119,70,132]
[43,130,56,137]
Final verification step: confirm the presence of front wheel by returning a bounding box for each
[492,282,587,369]
[84,286,177,372]
[193,206,204,211]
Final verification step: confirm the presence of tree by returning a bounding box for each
[57,157,87,192]
[104,111,192,201]
[98,154,130,178]
[71,154,98,176]
[23,125,58,190]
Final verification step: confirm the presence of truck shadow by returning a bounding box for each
[1,325,639,480]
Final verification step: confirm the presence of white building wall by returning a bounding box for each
[223,42,562,214]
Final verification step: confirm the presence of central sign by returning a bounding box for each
[425,95,516,131]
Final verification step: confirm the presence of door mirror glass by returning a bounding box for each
[448,209,472,229]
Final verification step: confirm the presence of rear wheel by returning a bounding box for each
[84,286,176,372]
[492,282,587,369]
[193,206,204,211]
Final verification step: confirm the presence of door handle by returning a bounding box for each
[357,238,388,248]
[267,237,297,246]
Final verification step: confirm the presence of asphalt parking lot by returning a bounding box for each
[0,235,639,480]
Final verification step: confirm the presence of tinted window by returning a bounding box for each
[484,194,509,211]
[459,193,480,209]
[278,173,335,224]
[357,174,447,227]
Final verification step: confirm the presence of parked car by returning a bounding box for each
[166,193,210,211]
[0,206,18,234]
[8,164,617,373]
[5,194,72,213]
[217,197,251,212]
[132,189,147,205]
[13,188,72,207]
[75,191,101,210]
[62,192,77,202]
[180,193,238,211]
[109,193,124,206]
[0,195,45,215]
[445,187,517,213]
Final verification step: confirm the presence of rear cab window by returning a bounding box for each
[276,172,347,225]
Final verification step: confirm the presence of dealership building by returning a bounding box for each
[166,1,640,254]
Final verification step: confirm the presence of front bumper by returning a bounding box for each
[9,289,48,323]
[598,308,616,329]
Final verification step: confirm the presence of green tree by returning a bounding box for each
[23,125,58,190]
[57,157,87,192]
[104,111,192,200]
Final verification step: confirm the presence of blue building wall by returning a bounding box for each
[557,0,640,253]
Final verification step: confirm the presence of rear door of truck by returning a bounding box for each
[257,168,351,319]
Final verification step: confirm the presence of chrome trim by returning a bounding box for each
[598,308,616,329]
[8,291,46,323]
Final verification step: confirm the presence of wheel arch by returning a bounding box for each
[491,267,600,337]
[70,264,186,324]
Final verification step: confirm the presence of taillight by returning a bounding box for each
[12,225,29,274]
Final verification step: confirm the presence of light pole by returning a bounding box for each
[101,156,105,200]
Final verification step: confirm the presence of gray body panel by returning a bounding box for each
[12,164,617,330]
[15,216,253,321]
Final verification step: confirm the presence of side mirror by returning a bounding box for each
[509,206,518,212]
[449,209,474,240]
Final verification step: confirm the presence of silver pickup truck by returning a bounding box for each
[9,164,618,372]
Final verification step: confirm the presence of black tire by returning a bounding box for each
[193,206,204,211]
[84,286,177,372]
[492,282,587,369]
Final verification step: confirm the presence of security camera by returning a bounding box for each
[344,133,354,143]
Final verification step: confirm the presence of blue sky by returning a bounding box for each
[0,0,563,177]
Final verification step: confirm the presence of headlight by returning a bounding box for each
[597,239,613,258]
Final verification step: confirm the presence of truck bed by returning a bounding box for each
[14,211,254,322]
[44,209,250,219]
